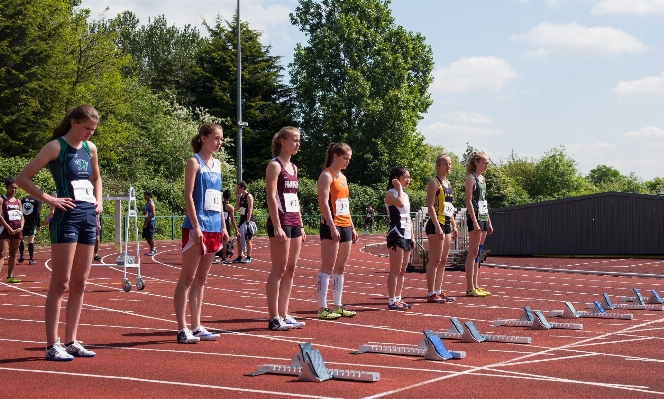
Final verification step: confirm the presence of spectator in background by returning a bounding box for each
[143,191,156,256]
[19,185,43,265]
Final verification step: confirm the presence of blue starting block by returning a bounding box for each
[586,292,664,311]
[355,330,466,361]
[422,318,532,345]
[620,288,664,306]
[550,301,632,320]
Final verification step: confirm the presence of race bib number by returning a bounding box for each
[400,214,412,240]
[240,207,246,215]
[204,189,222,212]
[7,209,22,221]
[478,200,488,216]
[71,180,96,203]
[283,193,300,213]
[335,198,350,216]
[443,202,454,217]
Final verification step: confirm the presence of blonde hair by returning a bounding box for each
[324,142,352,169]
[465,151,488,175]
[271,126,300,157]
[435,154,451,167]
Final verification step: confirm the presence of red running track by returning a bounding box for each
[0,236,663,398]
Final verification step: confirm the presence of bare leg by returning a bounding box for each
[147,238,155,252]
[64,244,94,343]
[387,246,404,298]
[247,239,252,258]
[466,231,482,291]
[174,245,202,331]
[266,237,289,319]
[0,239,7,276]
[318,239,339,311]
[45,243,76,346]
[426,234,443,293]
[6,239,20,277]
[436,234,452,291]
[189,253,215,329]
[474,232,488,287]
[278,236,302,317]
[396,249,411,298]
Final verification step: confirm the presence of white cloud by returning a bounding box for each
[512,22,647,57]
[565,141,617,155]
[612,72,664,95]
[424,121,505,138]
[625,126,664,138]
[432,56,519,92]
[592,0,664,15]
[444,111,493,125]
[546,0,562,9]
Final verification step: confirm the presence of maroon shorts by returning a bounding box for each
[0,225,23,240]
[181,228,221,255]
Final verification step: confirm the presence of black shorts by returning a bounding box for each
[364,218,373,225]
[50,205,97,245]
[425,219,451,235]
[319,224,353,242]
[267,224,302,239]
[386,231,413,251]
[467,219,489,232]
[142,219,156,239]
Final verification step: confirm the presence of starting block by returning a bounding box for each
[420,318,531,345]
[354,330,466,361]
[246,343,380,382]
[550,301,633,320]
[620,288,664,306]
[586,293,664,311]
[493,306,583,330]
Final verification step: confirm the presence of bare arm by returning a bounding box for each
[183,157,201,234]
[384,182,405,208]
[88,142,103,214]
[246,193,254,222]
[0,197,9,231]
[226,204,238,235]
[465,175,479,228]
[16,141,74,211]
[265,161,282,227]
[426,178,443,236]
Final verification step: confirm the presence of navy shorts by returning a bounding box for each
[267,224,302,239]
[467,219,489,232]
[142,219,156,239]
[319,224,353,242]
[50,205,97,245]
[425,219,452,235]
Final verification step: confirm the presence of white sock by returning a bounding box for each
[435,290,442,295]
[332,273,344,307]
[317,273,330,308]
[428,291,435,297]
[389,297,397,305]
[396,296,401,302]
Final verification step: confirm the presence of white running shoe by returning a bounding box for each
[192,326,220,341]
[177,328,200,344]
[268,316,292,331]
[45,338,74,361]
[65,340,96,357]
[283,314,305,329]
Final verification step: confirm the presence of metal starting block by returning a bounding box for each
[115,252,135,265]
[493,306,583,330]
[586,293,664,311]
[420,319,531,345]
[354,330,465,361]
[620,288,664,306]
[550,301,633,320]
[245,343,380,382]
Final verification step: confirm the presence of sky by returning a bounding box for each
[82,0,664,180]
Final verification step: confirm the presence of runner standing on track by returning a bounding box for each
[233,181,255,264]
[425,155,457,303]
[384,167,415,310]
[316,142,358,320]
[19,185,42,265]
[265,126,306,330]
[464,151,493,297]
[215,190,237,264]
[142,191,156,256]
[0,178,24,283]
[364,204,375,235]
[174,122,229,344]
[17,104,102,361]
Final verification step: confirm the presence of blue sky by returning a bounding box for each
[83,0,664,180]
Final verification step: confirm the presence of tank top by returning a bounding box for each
[433,177,454,225]
[223,200,231,232]
[320,168,351,227]
[21,195,42,227]
[1,195,22,230]
[48,137,95,210]
[468,174,488,222]
[182,153,222,232]
[144,200,154,221]
[266,157,301,227]
[238,193,255,225]
[385,188,411,239]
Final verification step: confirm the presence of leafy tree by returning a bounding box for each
[587,165,621,186]
[289,0,434,187]
[500,150,537,196]
[645,177,664,194]
[530,147,588,200]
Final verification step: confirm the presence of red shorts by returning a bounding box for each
[181,228,221,255]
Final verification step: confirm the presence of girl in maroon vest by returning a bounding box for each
[0,177,24,284]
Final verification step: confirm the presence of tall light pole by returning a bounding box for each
[236,0,247,183]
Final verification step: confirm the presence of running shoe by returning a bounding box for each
[268,316,292,331]
[45,338,74,361]
[212,258,221,264]
[221,259,231,264]
[332,306,356,317]
[177,328,200,344]
[242,257,252,264]
[427,293,445,303]
[231,257,244,263]
[476,287,491,296]
[93,254,101,261]
[439,292,455,302]
[317,308,342,320]
[192,326,220,341]
[397,301,412,309]
[465,289,486,297]
[18,256,24,263]
[388,302,407,310]
[283,314,305,329]
[28,260,35,265]
[144,250,157,256]
[5,276,20,283]
[65,340,96,357]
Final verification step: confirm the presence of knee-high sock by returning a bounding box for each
[18,241,24,258]
[28,243,34,260]
[317,273,330,308]
[332,273,344,307]
[475,244,483,263]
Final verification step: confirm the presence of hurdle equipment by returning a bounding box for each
[550,301,633,320]
[419,318,531,345]
[246,343,380,382]
[621,288,664,305]
[354,330,465,361]
[493,306,583,330]
[586,293,664,311]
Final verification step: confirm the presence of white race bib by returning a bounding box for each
[335,198,350,216]
[204,189,221,212]
[7,209,22,221]
[71,180,96,203]
[283,193,300,213]
[478,200,488,216]
[240,207,246,215]
[401,214,412,240]
[223,211,229,220]
[443,202,454,217]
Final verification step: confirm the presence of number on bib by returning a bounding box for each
[335,198,350,216]
[7,209,22,221]
[478,200,488,216]
[400,214,412,240]
[204,189,222,212]
[71,180,96,203]
[283,193,300,213]
[443,202,454,217]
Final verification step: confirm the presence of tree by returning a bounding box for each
[289,0,434,187]
[530,147,589,200]
[645,177,664,194]
[587,165,621,186]
[500,150,537,197]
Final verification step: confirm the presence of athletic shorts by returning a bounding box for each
[181,228,221,255]
[142,219,156,239]
[467,219,489,232]
[50,206,96,245]
[238,222,255,241]
[267,224,302,239]
[22,226,37,237]
[386,231,413,252]
[364,218,373,225]
[319,224,353,242]
[425,219,451,235]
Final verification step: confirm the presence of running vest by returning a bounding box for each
[182,154,222,232]
[385,188,411,240]
[469,174,488,222]
[1,195,22,230]
[267,157,301,227]
[321,168,351,227]
[433,177,454,225]
[21,195,42,227]
[223,201,231,232]
[238,193,255,225]
[48,137,96,207]
[144,200,154,221]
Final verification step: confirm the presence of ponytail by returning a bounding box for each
[49,105,99,142]
[271,126,299,157]
[191,122,222,153]
[387,167,410,190]
[465,151,488,175]
[323,142,352,169]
